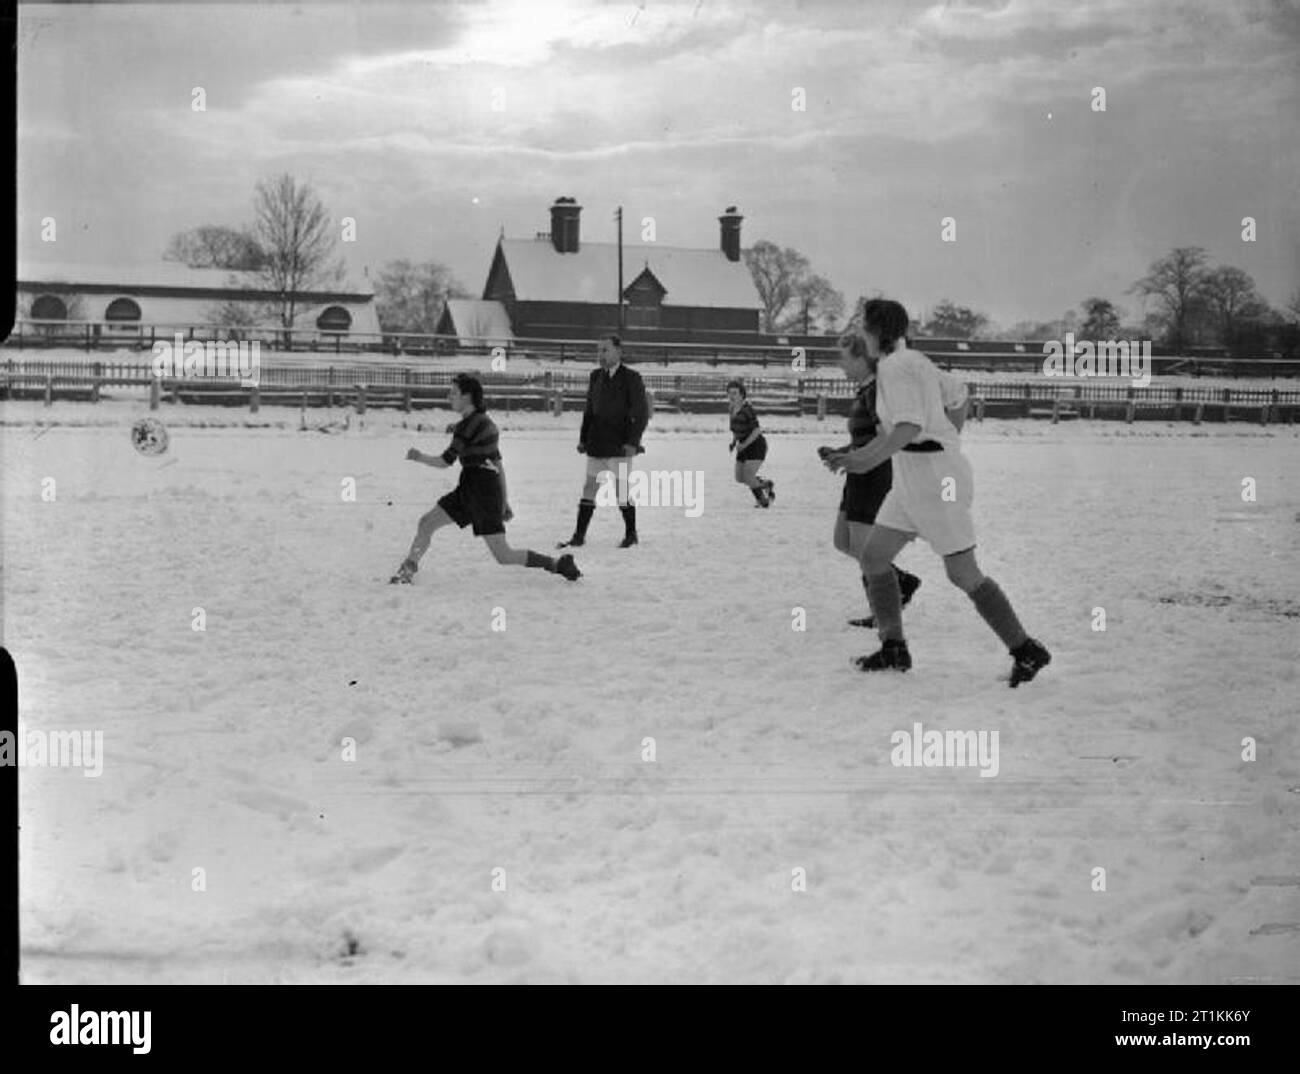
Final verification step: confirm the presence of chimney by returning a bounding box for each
[719,205,743,262]
[549,197,582,254]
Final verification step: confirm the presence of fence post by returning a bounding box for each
[1193,402,1203,425]
[355,384,366,416]
[150,376,161,411]
[250,385,260,414]
[975,397,986,423]
[44,375,53,407]
[300,391,308,430]
[816,393,827,421]
[92,361,102,403]
[1051,397,1060,424]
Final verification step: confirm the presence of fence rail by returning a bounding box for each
[6,318,1299,376]
[4,359,1299,424]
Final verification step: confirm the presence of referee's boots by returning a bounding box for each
[852,638,911,673]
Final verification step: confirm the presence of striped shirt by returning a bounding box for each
[729,400,761,441]
[441,409,502,472]
[847,378,881,447]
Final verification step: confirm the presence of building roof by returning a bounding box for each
[496,239,760,309]
[18,260,375,297]
[441,299,514,341]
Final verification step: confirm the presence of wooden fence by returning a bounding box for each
[4,359,1299,424]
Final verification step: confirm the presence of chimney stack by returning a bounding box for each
[719,206,743,262]
[549,197,582,253]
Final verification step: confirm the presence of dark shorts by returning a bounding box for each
[736,435,768,463]
[438,469,505,536]
[838,461,893,525]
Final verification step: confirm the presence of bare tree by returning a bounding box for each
[922,299,989,339]
[793,274,845,334]
[374,260,468,335]
[252,174,344,338]
[1130,247,1209,351]
[1078,297,1122,340]
[744,240,807,333]
[164,225,266,270]
[742,243,846,335]
[1201,266,1268,345]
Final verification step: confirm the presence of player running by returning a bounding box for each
[819,332,920,626]
[825,299,1050,686]
[558,334,650,549]
[727,379,775,508]
[390,373,581,584]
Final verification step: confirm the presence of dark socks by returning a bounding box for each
[574,499,595,540]
[969,577,1028,650]
[620,504,637,537]
[866,570,905,640]
[525,551,556,572]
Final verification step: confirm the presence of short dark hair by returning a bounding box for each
[453,372,484,410]
[837,332,869,360]
[604,333,622,349]
[861,299,911,353]
[726,379,747,397]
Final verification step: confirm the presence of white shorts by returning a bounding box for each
[586,455,624,480]
[874,450,977,556]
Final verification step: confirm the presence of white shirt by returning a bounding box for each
[875,347,966,452]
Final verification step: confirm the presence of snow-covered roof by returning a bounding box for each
[497,239,760,310]
[18,260,374,297]
[442,299,514,341]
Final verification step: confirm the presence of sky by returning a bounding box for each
[16,0,1300,329]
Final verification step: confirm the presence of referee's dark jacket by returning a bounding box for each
[579,363,650,457]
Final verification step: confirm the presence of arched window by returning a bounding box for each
[316,305,352,331]
[105,297,142,322]
[31,294,68,320]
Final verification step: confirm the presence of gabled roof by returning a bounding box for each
[17,260,375,297]
[441,299,514,341]
[496,239,759,310]
[625,266,666,299]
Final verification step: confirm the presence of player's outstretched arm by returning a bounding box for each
[827,423,921,474]
[406,447,450,469]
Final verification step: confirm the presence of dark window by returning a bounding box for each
[31,294,68,320]
[317,305,352,331]
[105,297,142,322]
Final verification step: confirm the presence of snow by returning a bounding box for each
[6,397,1299,983]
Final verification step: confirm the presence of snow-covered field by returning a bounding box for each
[5,398,1299,984]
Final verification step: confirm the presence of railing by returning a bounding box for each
[4,358,1300,424]
[6,319,1299,377]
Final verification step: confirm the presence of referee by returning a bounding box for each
[558,334,650,549]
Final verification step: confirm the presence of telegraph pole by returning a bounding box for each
[615,205,625,330]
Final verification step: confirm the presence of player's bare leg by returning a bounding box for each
[391,506,453,583]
